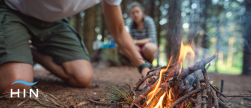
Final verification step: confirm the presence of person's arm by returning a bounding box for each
[102,1,149,77]
[134,38,150,45]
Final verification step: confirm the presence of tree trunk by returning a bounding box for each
[74,13,81,33]
[201,0,210,59]
[83,6,96,55]
[214,4,223,72]
[166,0,182,62]
[242,0,251,75]
[156,0,161,66]
[188,0,201,64]
[148,0,155,18]
[188,0,201,45]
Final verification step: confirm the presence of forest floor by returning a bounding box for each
[0,65,251,108]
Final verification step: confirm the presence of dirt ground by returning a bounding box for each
[0,65,251,108]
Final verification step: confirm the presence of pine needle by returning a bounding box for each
[103,83,134,105]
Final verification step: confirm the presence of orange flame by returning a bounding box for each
[145,40,195,108]
[177,42,195,75]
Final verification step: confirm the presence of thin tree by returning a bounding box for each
[242,0,251,75]
[83,6,96,55]
[166,0,182,62]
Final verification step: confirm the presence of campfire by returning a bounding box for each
[129,41,222,108]
[144,41,195,108]
[89,41,251,108]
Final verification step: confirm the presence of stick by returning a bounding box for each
[221,80,224,93]
[202,67,212,108]
[225,95,251,97]
[210,83,227,98]
[133,72,156,91]
[126,84,136,108]
[189,97,197,103]
[87,99,116,106]
[202,88,207,108]
[146,84,168,107]
[195,76,202,108]
[226,97,235,103]
[178,54,217,80]
[218,99,231,108]
[212,89,219,108]
[133,84,155,104]
[146,66,167,75]
[171,85,206,107]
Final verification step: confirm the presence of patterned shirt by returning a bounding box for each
[129,16,157,44]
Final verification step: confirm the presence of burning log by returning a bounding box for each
[178,54,217,80]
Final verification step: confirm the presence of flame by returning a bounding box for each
[145,40,195,108]
[177,42,195,75]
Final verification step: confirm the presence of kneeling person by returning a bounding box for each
[0,0,151,94]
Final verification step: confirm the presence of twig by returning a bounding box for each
[146,83,168,107]
[226,97,235,103]
[202,67,212,108]
[133,83,156,104]
[17,99,30,106]
[195,76,202,108]
[202,89,207,108]
[126,84,136,108]
[189,97,197,104]
[146,66,167,75]
[133,72,157,91]
[218,99,231,108]
[221,80,224,93]
[171,85,206,107]
[206,63,211,70]
[126,84,135,97]
[134,103,142,108]
[212,89,219,108]
[225,95,251,97]
[129,102,134,108]
[87,99,116,106]
[210,83,227,98]
[178,54,217,80]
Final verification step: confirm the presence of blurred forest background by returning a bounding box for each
[67,0,251,75]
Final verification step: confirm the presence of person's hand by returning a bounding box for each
[141,67,152,87]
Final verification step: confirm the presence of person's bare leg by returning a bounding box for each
[0,62,33,94]
[32,49,93,87]
[142,42,158,63]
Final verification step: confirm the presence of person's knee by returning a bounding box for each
[142,43,158,55]
[72,70,93,87]
[62,60,93,87]
[0,74,31,94]
[0,62,33,94]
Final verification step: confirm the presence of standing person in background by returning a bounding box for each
[129,2,158,63]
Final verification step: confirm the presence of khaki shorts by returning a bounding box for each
[0,2,90,66]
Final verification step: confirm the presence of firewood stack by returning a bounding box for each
[127,54,250,108]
